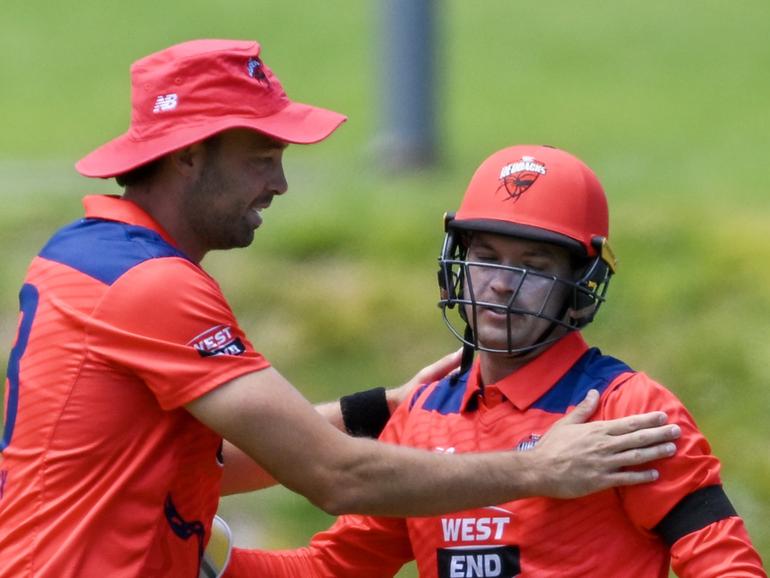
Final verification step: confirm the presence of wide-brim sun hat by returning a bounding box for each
[76,39,347,178]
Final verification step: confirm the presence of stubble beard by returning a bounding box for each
[182,160,254,252]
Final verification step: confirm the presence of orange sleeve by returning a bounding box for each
[606,373,722,530]
[226,514,412,578]
[87,257,269,409]
[224,385,425,577]
[670,517,767,577]
[604,374,765,575]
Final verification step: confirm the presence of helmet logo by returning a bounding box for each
[498,156,547,201]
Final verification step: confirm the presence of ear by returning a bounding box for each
[567,302,598,325]
[168,142,207,178]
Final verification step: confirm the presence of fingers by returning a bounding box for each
[610,424,681,452]
[610,440,678,469]
[578,429,680,494]
[557,389,600,425]
[412,348,463,385]
[391,349,464,413]
[602,411,670,436]
[601,469,661,488]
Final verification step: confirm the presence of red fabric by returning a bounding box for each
[76,39,346,178]
[0,196,270,577]
[226,332,765,577]
[454,145,608,256]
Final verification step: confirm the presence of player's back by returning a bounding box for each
[0,217,219,577]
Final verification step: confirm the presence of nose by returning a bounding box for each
[488,267,524,297]
[270,161,288,196]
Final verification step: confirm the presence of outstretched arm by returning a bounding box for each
[220,350,464,495]
[188,365,679,517]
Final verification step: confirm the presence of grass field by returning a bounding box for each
[2,1,768,575]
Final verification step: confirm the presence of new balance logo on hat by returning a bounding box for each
[153,93,178,113]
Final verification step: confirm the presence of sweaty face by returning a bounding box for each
[463,233,574,353]
[182,129,288,252]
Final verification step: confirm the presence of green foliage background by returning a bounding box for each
[1,1,768,574]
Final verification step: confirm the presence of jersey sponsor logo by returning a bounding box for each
[437,545,521,577]
[441,516,511,542]
[514,433,541,452]
[497,156,546,202]
[188,325,246,357]
[153,93,178,113]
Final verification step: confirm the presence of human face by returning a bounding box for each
[181,129,288,254]
[463,233,574,353]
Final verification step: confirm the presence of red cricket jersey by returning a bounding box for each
[0,195,270,577]
[227,332,765,577]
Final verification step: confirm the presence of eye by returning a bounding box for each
[471,251,499,263]
[523,259,556,274]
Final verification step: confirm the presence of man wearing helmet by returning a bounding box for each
[226,145,765,577]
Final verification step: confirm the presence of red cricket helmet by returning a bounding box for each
[451,144,612,258]
[438,145,617,357]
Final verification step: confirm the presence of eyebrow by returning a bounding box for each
[250,134,289,150]
[470,238,560,260]
[258,142,288,152]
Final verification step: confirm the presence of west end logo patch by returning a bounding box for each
[437,545,521,577]
[497,156,547,202]
[188,325,245,357]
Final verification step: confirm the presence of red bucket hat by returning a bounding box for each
[76,39,347,178]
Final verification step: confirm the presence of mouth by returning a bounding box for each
[479,302,509,315]
[247,206,265,228]
[247,199,272,228]
[478,305,527,325]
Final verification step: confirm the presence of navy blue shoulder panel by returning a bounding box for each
[420,370,471,415]
[531,348,633,414]
[39,218,189,286]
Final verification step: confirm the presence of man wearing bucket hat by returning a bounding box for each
[0,41,682,577]
[229,146,765,577]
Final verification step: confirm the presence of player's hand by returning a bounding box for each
[385,349,463,413]
[531,389,680,499]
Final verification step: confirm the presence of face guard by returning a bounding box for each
[438,214,616,355]
[436,145,616,364]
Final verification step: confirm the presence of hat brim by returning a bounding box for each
[75,101,347,178]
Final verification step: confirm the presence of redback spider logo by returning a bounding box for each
[497,156,547,201]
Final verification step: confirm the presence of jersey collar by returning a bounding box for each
[462,331,590,412]
[82,195,179,248]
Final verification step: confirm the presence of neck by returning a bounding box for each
[478,350,534,386]
[123,185,206,264]
[476,321,574,386]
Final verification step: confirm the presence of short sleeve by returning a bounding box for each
[86,256,270,410]
[602,373,723,532]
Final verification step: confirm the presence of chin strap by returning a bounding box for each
[452,325,477,386]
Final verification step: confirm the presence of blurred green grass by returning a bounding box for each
[1,1,768,575]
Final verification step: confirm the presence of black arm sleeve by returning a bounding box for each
[653,484,738,547]
[340,386,391,438]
